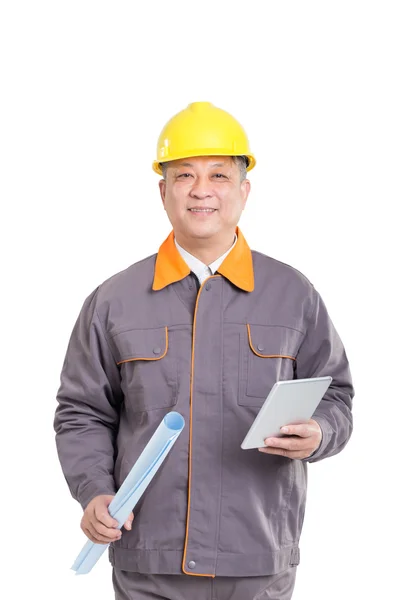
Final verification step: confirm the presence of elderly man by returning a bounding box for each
[54,101,354,600]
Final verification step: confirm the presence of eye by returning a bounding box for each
[213,173,227,179]
[177,173,193,179]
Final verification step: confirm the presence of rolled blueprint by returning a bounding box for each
[71,411,185,575]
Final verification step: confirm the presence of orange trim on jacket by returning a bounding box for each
[181,274,222,578]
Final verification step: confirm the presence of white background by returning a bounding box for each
[1,1,399,598]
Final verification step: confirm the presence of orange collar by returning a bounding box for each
[152,227,254,292]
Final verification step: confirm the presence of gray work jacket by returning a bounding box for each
[54,227,354,577]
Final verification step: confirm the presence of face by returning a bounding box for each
[159,156,251,244]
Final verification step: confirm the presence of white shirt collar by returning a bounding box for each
[174,233,238,285]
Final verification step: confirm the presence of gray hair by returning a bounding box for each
[160,155,248,181]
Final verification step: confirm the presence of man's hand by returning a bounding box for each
[80,494,134,544]
[258,419,322,460]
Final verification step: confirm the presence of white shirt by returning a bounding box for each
[174,234,238,286]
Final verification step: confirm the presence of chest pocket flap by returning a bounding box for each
[247,324,303,360]
[115,326,168,364]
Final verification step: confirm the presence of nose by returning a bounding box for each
[189,176,213,199]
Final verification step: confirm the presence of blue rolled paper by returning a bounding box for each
[71,411,185,575]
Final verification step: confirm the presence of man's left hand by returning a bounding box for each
[258,419,322,460]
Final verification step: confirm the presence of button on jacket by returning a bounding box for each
[54,227,354,578]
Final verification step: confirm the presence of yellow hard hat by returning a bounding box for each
[152,101,256,175]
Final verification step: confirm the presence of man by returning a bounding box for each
[54,101,354,600]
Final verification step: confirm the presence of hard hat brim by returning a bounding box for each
[152,153,256,176]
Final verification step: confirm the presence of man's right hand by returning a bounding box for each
[80,494,134,544]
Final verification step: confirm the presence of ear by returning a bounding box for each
[159,179,166,208]
[241,178,251,210]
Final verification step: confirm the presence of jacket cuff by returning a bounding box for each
[78,479,117,510]
[302,416,333,463]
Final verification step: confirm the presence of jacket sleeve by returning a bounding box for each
[296,286,354,463]
[54,287,123,509]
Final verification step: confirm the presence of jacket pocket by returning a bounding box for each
[239,324,304,406]
[113,326,178,412]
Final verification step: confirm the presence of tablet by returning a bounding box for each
[240,376,332,450]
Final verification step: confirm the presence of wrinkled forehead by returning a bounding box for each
[169,156,236,170]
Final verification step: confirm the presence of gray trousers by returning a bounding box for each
[112,567,297,600]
